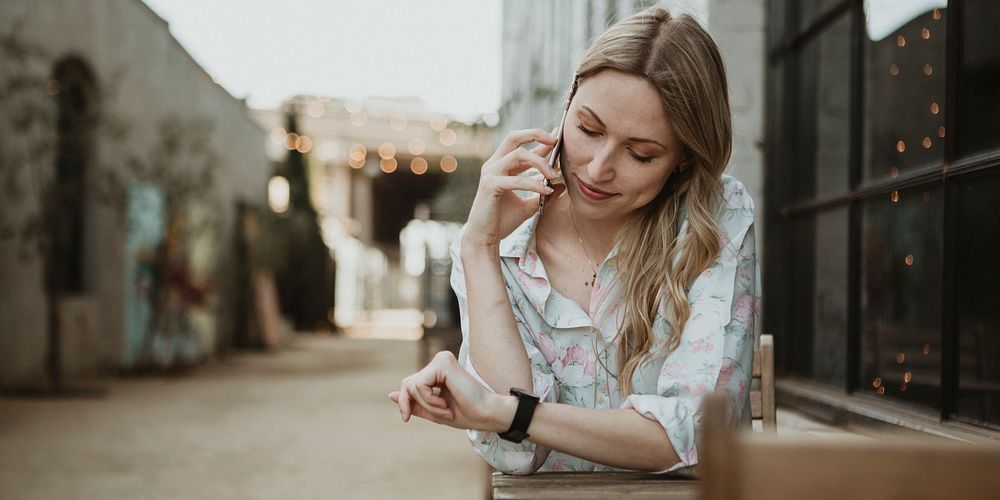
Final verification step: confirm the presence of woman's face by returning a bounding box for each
[561,69,687,222]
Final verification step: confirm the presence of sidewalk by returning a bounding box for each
[0,335,482,500]
[0,334,862,500]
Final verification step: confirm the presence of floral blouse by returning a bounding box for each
[451,173,760,475]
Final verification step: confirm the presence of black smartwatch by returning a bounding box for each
[498,387,540,443]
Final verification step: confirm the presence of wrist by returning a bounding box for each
[460,239,500,262]
[484,393,519,434]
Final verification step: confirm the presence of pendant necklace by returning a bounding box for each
[568,206,599,287]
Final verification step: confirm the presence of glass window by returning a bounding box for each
[797,0,846,31]
[860,186,943,408]
[957,0,1000,156]
[954,173,1000,426]
[863,3,947,180]
[790,208,850,386]
[793,14,852,201]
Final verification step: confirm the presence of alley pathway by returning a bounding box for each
[0,335,483,500]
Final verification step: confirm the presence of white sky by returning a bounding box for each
[141,0,503,118]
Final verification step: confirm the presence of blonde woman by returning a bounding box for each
[389,5,759,474]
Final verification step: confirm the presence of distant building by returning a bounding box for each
[0,0,270,388]
[250,96,496,329]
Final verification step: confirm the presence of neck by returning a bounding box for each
[560,195,623,260]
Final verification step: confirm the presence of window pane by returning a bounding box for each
[863,3,947,180]
[955,172,1000,426]
[957,0,1000,156]
[797,0,846,31]
[793,14,852,201]
[860,186,942,408]
[790,209,850,386]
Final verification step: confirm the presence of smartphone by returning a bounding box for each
[539,87,575,215]
[538,113,566,214]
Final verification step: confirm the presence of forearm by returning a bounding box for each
[485,395,681,473]
[460,240,532,393]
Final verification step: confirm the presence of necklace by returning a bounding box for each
[568,206,599,287]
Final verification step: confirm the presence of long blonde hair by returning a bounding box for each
[577,7,732,395]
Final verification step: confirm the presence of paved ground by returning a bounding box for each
[0,335,484,500]
[0,333,855,500]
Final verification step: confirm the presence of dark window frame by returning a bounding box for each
[765,0,1000,430]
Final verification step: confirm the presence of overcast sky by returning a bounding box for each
[142,0,503,118]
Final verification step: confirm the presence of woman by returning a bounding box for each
[389,5,759,475]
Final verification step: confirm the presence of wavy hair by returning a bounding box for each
[576,6,732,396]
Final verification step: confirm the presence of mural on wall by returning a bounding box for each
[123,183,165,368]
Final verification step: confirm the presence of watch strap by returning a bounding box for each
[498,387,539,443]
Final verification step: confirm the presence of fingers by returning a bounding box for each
[485,175,554,197]
[408,384,455,421]
[491,148,560,180]
[490,129,556,162]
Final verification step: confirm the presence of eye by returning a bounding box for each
[629,150,655,163]
[576,124,600,137]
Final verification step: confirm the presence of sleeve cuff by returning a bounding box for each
[621,394,698,473]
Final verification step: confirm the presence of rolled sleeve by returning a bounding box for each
[450,230,560,475]
[622,181,759,473]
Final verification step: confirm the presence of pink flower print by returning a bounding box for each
[717,360,734,385]
[517,269,546,291]
[737,379,747,399]
[689,338,713,353]
[537,331,558,364]
[685,383,708,397]
[562,345,596,376]
[662,361,684,378]
[734,293,753,325]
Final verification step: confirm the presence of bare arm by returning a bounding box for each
[484,395,682,472]
[460,241,532,395]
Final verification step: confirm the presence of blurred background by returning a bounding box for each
[1,0,998,499]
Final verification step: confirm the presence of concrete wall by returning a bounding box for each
[0,0,270,387]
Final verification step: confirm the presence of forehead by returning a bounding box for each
[571,69,678,146]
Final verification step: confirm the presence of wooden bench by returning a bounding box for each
[485,334,776,499]
[698,393,1000,500]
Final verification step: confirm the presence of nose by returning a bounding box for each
[586,143,616,183]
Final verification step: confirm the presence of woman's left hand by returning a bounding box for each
[388,351,507,432]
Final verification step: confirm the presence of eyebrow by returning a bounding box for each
[580,105,669,150]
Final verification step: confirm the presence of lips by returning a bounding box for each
[576,176,618,201]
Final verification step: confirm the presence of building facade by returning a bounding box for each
[0,0,270,388]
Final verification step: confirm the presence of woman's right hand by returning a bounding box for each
[462,129,565,249]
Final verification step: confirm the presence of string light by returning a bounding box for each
[408,138,426,156]
[889,64,900,76]
[380,158,398,173]
[896,35,906,47]
[905,255,914,266]
[923,344,931,355]
[296,135,313,154]
[284,132,301,151]
[921,28,931,40]
[873,377,883,389]
[271,127,287,144]
[930,102,940,115]
[932,8,941,21]
[891,191,900,203]
[410,157,428,175]
[938,126,946,138]
[439,129,457,146]
[896,140,906,153]
[923,64,933,76]
[890,167,900,178]
[440,155,458,173]
[378,142,396,160]
[896,353,906,364]
[307,100,325,118]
